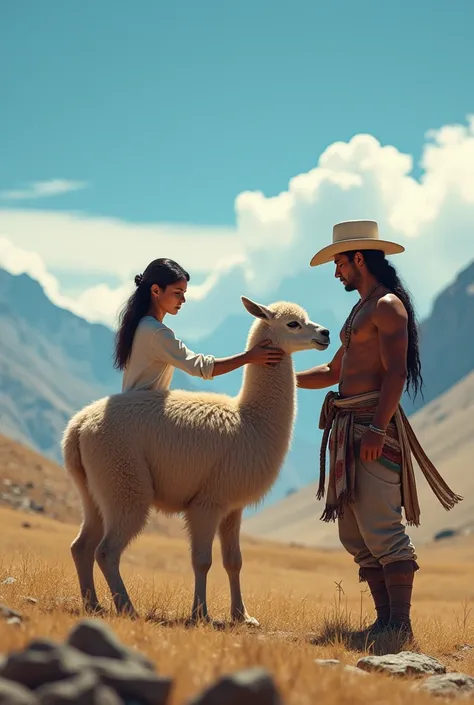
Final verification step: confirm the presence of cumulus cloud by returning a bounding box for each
[0,209,239,279]
[1,115,474,338]
[0,179,88,201]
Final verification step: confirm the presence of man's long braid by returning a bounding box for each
[345,249,424,401]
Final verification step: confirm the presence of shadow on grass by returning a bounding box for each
[144,609,237,632]
[308,612,419,656]
[148,616,225,631]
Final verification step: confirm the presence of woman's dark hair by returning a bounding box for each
[113,258,189,370]
[344,249,423,400]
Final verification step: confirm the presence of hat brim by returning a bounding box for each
[310,238,405,267]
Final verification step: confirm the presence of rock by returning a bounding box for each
[344,665,369,677]
[434,528,458,542]
[0,640,171,705]
[187,666,282,705]
[2,577,16,585]
[0,642,87,689]
[415,673,474,698]
[29,501,44,513]
[36,669,121,705]
[27,639,61,653]
[357,651,446,678]
[89,659,171,705]
[24,597,38,605]
[313,660,368,677]
[455,644,474,652]
[22,522,32,529]
[0,604,23,624]
[0,678,38,704]
[7,616,23,627]
[66,619,155,671]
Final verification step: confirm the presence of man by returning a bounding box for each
[297,220,462,639]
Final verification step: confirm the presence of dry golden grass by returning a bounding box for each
[1,506,474,703]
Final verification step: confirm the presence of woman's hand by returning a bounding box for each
[359,428,385,462]
[246,339,284,367]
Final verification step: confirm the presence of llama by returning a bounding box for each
[61,296,330,625]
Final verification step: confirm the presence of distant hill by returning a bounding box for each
[243,369,474,547]
[403,259,474,413]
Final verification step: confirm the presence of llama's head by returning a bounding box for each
[241,296,330,353]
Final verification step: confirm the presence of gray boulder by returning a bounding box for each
[357,651,446,678]
[36,670,121,705]
[0,678,38,704]
[65,620,155,672]
[415,672,474,698]
[187,666,283,705]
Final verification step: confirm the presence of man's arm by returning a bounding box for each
[371,294,408,430]
[296,345,344,389]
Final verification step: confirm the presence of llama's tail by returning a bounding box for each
[61,412,89,503]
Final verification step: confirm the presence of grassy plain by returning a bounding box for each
[1,505,474,703]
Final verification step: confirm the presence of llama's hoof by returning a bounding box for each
[243,616,260,628]
[232,614,260,628]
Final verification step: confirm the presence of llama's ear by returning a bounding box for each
[241,296,273,320]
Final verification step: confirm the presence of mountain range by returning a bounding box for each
[0,259,473,509]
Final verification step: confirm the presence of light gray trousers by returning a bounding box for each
[337,456,417,571]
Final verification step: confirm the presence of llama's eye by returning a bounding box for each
[287,321,301,329]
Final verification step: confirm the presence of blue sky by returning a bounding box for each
[2,0,473,226]
[0,0,473,339]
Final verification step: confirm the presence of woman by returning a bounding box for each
[114,258,284,392]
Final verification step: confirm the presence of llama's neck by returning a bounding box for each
[231,322,299,502]
[237,345,296,435]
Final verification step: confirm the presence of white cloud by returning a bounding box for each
[1,115,474,339]
[0,179,87,201]
[0,209,239,279]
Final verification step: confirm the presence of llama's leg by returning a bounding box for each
[94,504,150,618]
[70,493,104,613]
[185,506,221,623]
[219,509,259,627]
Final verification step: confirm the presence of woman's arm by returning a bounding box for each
[212,340,284,377]
[152,328,283,379]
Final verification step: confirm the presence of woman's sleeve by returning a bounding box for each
[151,327,215,380]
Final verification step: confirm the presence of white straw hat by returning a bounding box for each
[310,220,405,266]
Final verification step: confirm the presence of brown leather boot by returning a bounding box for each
[383,559,417,633]
[353,566,390,637]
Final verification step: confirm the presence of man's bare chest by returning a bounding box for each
[339,303,378,347]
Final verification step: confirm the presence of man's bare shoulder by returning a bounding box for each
[372,292,408,329]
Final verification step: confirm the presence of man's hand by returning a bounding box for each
[359,428,385,462]
[296,345,343,389]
